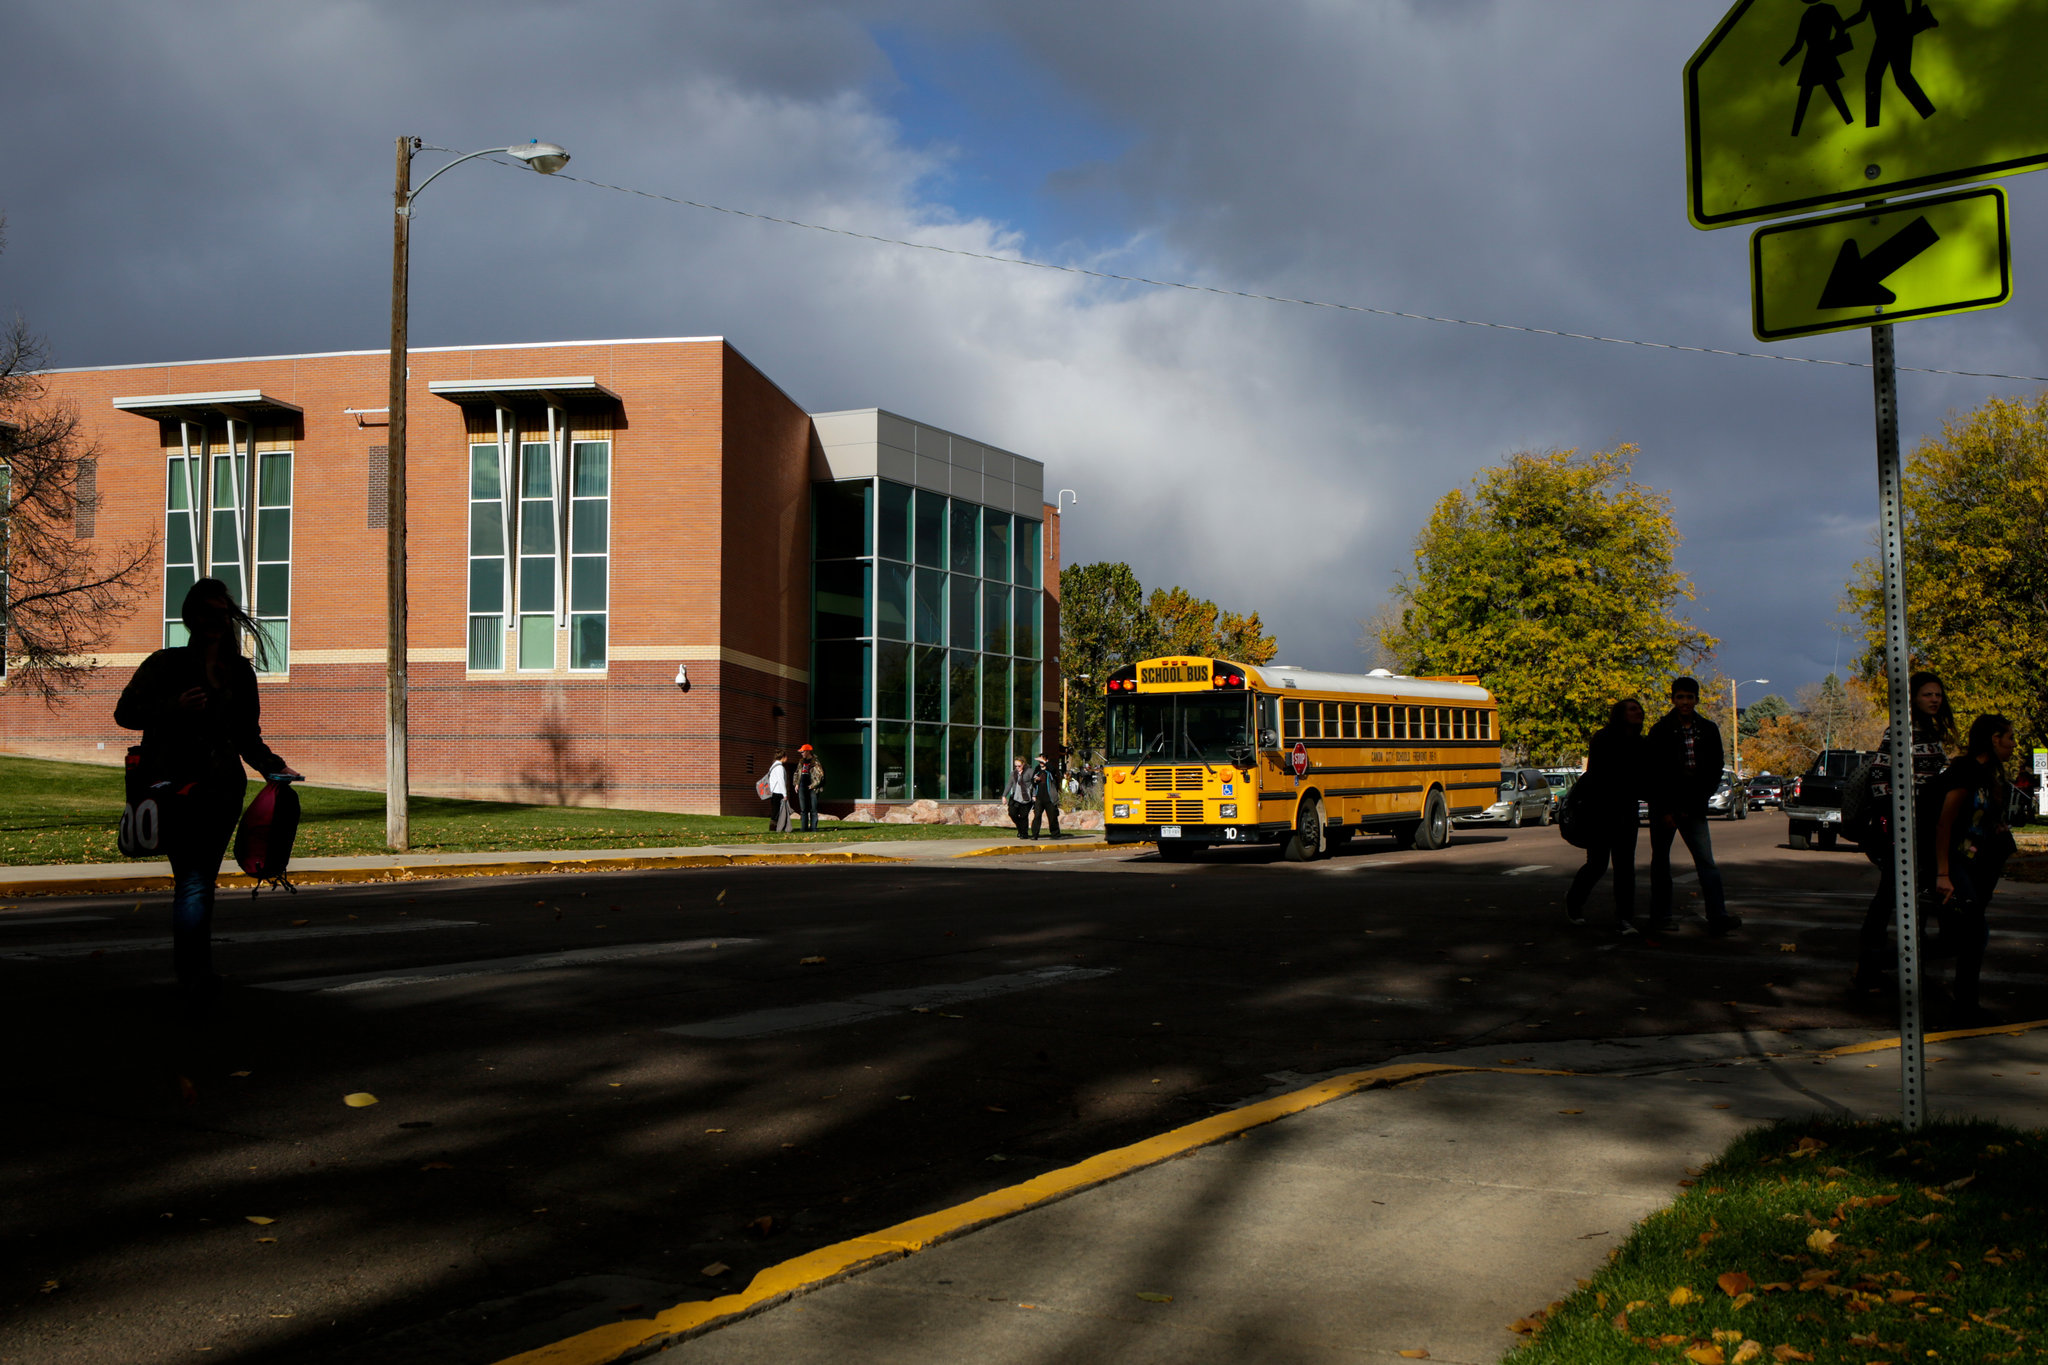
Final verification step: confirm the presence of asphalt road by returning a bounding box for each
[5,815,2045,1365]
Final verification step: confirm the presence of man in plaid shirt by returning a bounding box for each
[1644,677,1741,936]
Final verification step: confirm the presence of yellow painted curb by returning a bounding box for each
[1819,1016,2048,1057]
[0,850,905,899]
[951,839,1129,858]
[491,1061,1571,1365]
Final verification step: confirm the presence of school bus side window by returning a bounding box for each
[1480,710,1493,740]
[1283,700,1302,740]
[1341,703,1358,739]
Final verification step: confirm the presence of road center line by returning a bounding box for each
[665,965,1118,1039]
[1,918,480,960]
[257,937,759,993]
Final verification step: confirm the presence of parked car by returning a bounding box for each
[1539,768,1581,804]
[1747,774,1783,808]
[1707,767,1749,820]
[1460,767,1556,827]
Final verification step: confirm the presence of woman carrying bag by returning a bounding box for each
[1928,714,2019,1027]
[115,579,299,1009]
[1565,698,1647,934]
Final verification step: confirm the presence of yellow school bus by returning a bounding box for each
[1100,657,1500,861]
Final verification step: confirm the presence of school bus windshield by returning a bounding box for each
[1106,695,1250,764]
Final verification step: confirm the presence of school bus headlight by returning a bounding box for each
[1219,803,1238,818]
[1113,803,1131,819]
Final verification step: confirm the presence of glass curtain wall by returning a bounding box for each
[812,477,1044,801]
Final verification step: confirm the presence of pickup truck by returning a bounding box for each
[1783,748,1877,849]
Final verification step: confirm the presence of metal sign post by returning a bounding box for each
[1870,321,1926,1131]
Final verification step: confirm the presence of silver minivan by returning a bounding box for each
[1461,767,1555,827]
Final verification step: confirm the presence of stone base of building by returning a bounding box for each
[840,800,1103,830]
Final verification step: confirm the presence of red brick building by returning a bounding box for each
[1,337,1058,814]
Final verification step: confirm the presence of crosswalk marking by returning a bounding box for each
[1,918,479,960]
[665,965,1117,1040]
[257,937,759,993]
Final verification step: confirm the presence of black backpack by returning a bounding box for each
[1557,776,1600,849]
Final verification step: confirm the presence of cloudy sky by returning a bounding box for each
[9,0,2045,696]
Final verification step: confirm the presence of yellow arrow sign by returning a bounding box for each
[1750,186,2009,339]
[1687,0,2048,229]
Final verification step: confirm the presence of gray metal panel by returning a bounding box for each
[949,438,984,473]
[1011,456,1045,496]
[912,453,950,493]
[949,462,982,501]
[811,410,879,447]
[820,441,881,480]
[876,443,915,485]
[876,412,916,454]
[981,478,1016,515]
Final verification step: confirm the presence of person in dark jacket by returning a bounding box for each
[115,579,298,1004]
[1928,714,2018,1027]
[1852,670,1953,994]
[1005,757,1033,837]
[1643,676,1740,935]
[1565,698,1647,933]
[1029,752,1062,839]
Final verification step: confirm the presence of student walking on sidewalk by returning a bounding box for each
[114,579,300,1010]
[1565,698,1647,933]
[1029,752,1062,839]
[1005,757,1034,837]
[1645,677,1740,935]
[794,745,824,832]
[1928,714,2019,1027]
[765,751,792,832]
[1852,670,1953,995]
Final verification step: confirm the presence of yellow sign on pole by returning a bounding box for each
[1750,186,2009,339]
[1687,0,2048,229]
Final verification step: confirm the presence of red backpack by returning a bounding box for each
[234,779,302,895]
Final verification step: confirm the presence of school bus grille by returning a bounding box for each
[1144,799,1206,823]
[1143,767,1206,792]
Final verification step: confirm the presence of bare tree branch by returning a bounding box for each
[3,312,158,704]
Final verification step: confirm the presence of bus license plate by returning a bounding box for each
[1160,826,1181,839]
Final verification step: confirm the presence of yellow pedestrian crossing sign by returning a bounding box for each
[1686,0,2048,229]
[1750,186,2009,339]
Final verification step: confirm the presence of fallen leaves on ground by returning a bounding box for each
[1398,1353,1430,1360]
[1135,1291,1173,1303]
[701,1262,729,1277]
[342,1092,378,1108]
[799,956,826,965]
[1669,1285,1700,1306]
[1804,1228,1839,1253]
[1770,1347,1813,1362]
[1717,1271,1754,1296]
[244,1216,274,1225]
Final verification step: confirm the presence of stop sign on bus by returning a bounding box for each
[1291,741,1309,777]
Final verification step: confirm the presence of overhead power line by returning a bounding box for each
[473,151,2048,385]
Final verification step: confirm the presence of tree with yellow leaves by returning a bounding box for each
[1847,390,2048,746]
[1381,446,1716,763]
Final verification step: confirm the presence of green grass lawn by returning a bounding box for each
[1506,1116,2048,1363]
[0,755,1016,865]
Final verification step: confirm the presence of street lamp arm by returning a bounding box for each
[406,141,571,208]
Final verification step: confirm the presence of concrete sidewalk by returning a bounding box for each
[512,1023,2048,1365]
[0,834,1129,898]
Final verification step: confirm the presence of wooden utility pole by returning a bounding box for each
[386,135,414,851]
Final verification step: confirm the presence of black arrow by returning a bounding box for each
[1818,215,1941,310]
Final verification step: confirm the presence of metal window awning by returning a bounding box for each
[111,390,304,421]
[428,376,619,406]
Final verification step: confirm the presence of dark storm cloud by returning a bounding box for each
[6,1,2044,690]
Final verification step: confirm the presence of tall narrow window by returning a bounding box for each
[467,442,507,669]
[208,448,248,606]
[517,441,556,670]
[251,451,292,668]
[163,451,201,647]
[568,441,609,670]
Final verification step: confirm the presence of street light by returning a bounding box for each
[386,137,570,850]
[1730,677,1769,778]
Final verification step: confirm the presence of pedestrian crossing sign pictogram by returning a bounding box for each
[1686,0,2048,229]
